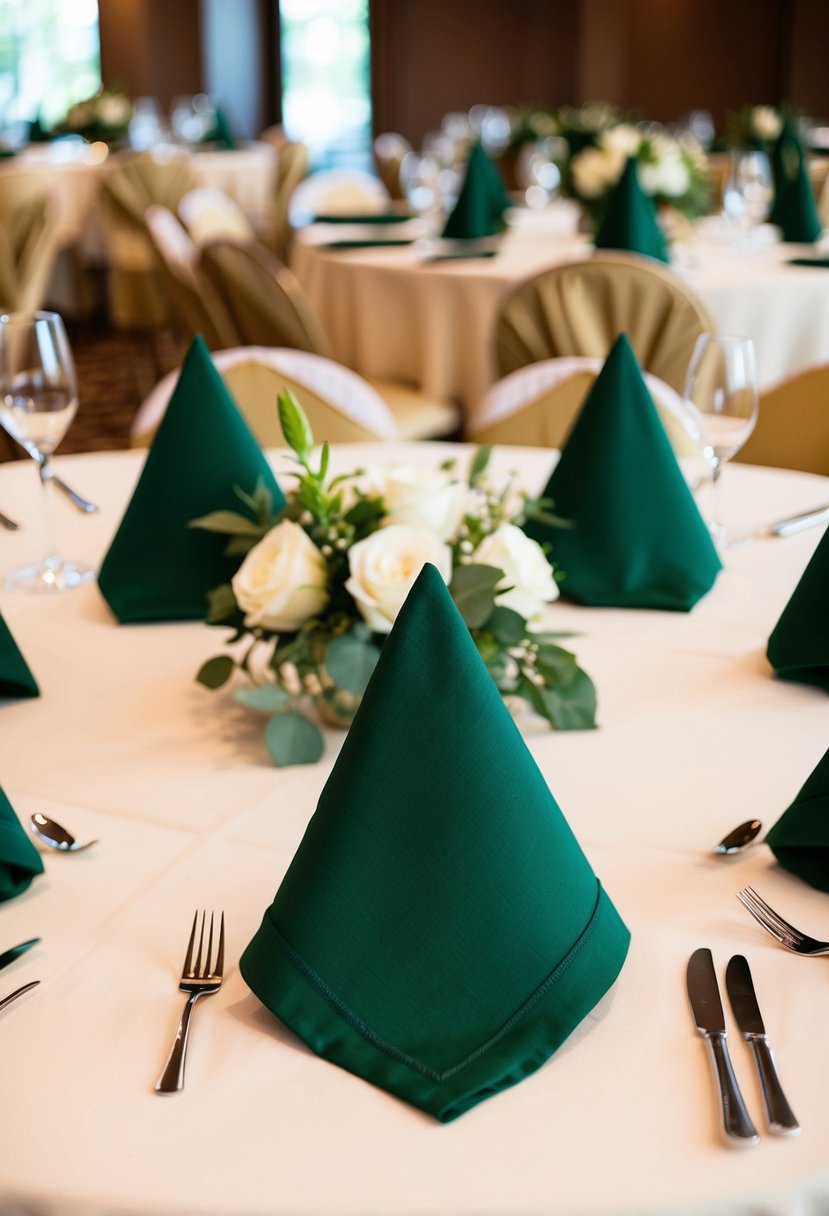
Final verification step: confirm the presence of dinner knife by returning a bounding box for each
[0,937,40,974]
[764,504,829,537]
[687,948,759,1145]
[0,980,39,1015]
[725,955,800,1136]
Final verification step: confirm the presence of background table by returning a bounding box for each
[2,445,829,1215]
[291,211,829,419]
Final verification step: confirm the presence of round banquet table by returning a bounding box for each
[2,445,829,1216]
[290,209,829,420]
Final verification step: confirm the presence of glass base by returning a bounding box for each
[5,556,95,593]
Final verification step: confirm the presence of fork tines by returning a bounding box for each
[183,910,225,980]
[737,887,794,948]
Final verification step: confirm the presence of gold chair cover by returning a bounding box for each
[99,152,197,329]
[0,169,60,315]
[266,139,310,263]
[735,364,829,477]
[494,252,714,394]
[373,132,412,201]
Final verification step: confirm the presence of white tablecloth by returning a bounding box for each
[291,210,829,417]
[2,446,829,1216]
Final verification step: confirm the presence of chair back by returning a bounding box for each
[0,168,59,313]
[373,132,412,201]
[267,138,309,262]
[471,356,703,459]
[494,252,714,394]
[178,187,254,246]
[199,238,333,356]
[130,345,401,448]
[735,363,829,476]
[99,151,197,328]
[145,205,239,350]
[288,168,390,226]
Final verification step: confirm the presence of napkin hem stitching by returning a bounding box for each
[268,881,603,1082]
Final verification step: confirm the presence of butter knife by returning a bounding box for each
[725,955,800,1135]
[0,937,40,974]
[687,948,759,1145]
[0,979,39,1015]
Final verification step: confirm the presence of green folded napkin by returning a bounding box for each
[767,523,829,688]
[525,334,721,610]
[442,141,510,241]
[0,610,38,698]
[422,248,498,263]
[766,746,829,892]
[319,238,416,250]
[787,256,829,268]
[203,104,237,151]
[769,118,822,243]
[241,563,630,1122]
[98,336,284,623]
[312,212,411,225]
[593,156,669,263]
[0,785,43,901]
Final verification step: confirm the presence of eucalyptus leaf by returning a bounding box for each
[536,643,579,686]
[278,389,314,459]
[325,632,381,696]
[188,510,264,536]
[206,583,238,623]
[196,654,235,690]
[468,445,492,485]
[224,535,259,557]
[537,667,597,730]
[265,711,324,766]
[233,684,292,713]
[450,564,504,629]
[485,605,525,645]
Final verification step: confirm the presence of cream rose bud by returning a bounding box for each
[472,523,559,620]
[345,524,453,633]
[379,466,468,540]
[231,520,328,632]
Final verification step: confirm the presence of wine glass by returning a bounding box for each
[0,311,94,591]
[722,151,773,248]
[683,333,759,548]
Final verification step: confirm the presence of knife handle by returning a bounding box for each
[706,1033,760,1145]
[748,1037,800,1135]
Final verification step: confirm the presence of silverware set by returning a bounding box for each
[0,936,40,1018]
[0,472,99,531]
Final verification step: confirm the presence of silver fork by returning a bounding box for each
[736,887,829,956]
[155,910,225,1093]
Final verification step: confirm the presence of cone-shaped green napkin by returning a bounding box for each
[241,564,630,1122]
[98,336,284,623]
[766,746,829,892]
[767,524,829,688]
[0,785,43,901]
[594,157,669,263]
[203,104,237,150]
[442,141,510,240]
[769,118,821,244]
[0,610,38,698]
[525,334,721,610]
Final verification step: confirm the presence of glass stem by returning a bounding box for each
[35,453,59,566]
[710,454,723,540]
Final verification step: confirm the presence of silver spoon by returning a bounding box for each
[38,463,99,514]
[713,819,763,855]
[30,812,98,852]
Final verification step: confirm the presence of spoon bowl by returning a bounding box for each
[713,818,763,855]
[30,813,98,853]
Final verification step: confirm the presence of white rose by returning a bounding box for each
[378,465,468,540]
[345,524,452,633]
[98,95,132,126]
[640,147,690,199]
[753,106,782,142]
[231,520,328,632]
[601,124,642,160]
[571,146,622,198]
[472,523,559,620]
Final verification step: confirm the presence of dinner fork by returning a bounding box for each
[736,887,829,956]
[155,910,224,1093]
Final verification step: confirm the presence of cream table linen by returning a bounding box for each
[291,212,829,418]
[2,447,829,1216]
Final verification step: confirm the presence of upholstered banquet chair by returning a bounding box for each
[373,132,413,201]
[494,252,714,395]
[287,168,391,227]
[144,205,239,351]
[177,187,254,246]
[263,136,310,263]
[0,168,60,314]
[130,345,402,448]
[469,356,704,460]
[734,364,829,477]
[99,151,197,329]
[199,238,461,440]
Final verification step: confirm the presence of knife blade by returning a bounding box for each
[0,937,40,974]
[725,955,800,1135]
[687,948,759,1144]
[0,980,39,1015]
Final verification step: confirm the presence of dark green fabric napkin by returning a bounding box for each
[593,157,669,263]
[320,238,416,250]
[766,746,829,892]
[203,104,237,150]
[0,786,43,901]
[769,119,822,243]
[241,563,630,1122]
[767,523,829,688]
[442,141,510,241]
[525,334,721,610]
[98,336,284,623]
[312,212,411,225]
[0,610,38,698]
[422,248,498,263]
[787,256,829,268]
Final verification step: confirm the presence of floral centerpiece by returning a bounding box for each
[193,393,597,766]
[58,88,133,145]
[724,105,782,152]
